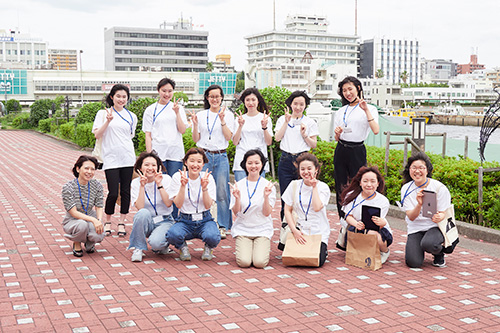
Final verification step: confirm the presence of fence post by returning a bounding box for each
[403,137,408,167]
[442,132,447,158]
[464,136,468,159]
[384,131,391,175]
[478,166,483,226]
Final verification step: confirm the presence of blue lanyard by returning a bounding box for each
[153,101,169,125]
[345,192,376,218]
[299,180,313,221]
[76,179,90,215]
[243,176,261,214]
[343,103,359,127]
[288,114,304,128]
[400,179,429,206]
[113,106,134,135]
[187,172,202,213]
[145,185,158,216]
[207,109,220,140]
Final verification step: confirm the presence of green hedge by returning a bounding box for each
[59,121,75,140]
[75,123,96,148]
[38,118,52,133]
[12,113,32,129]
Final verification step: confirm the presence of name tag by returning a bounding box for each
[192,213,203,221]
[343,127,353,133]
[153,215,164,224]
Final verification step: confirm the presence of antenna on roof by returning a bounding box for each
[273,0,276,31]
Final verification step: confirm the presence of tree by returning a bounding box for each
[75,101,105,124]
[375,69,384,79]
[235,70,245,93]
[400,70,409,84]
[205,62,214,72]
[30,98,62,127]
[5,99,21,113]
[173,91,189,103]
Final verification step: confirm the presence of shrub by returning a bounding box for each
[12,112,32,129]
[59,121,75,141]
[76,102,105,125]
[30,98,61,126]
[75,123,96,148]
[127,97,156,150]
[38,118,52,133]
[5,99,21,113]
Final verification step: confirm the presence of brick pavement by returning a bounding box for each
[1,130,500,332]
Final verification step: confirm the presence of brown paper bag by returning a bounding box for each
[282,233,322,267]
[345,230,381,271]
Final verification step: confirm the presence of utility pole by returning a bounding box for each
[355,0,358,35]
[79,50,84,107]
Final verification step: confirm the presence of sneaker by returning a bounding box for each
[179,244,191,261]
[154,247,174,255]
[201,244,214,261]
[219,227,227,239]
[380,249,390,264]
[131,249,144,262]
[432,254,446,267]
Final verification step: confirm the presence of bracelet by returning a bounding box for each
[262,127,268,130]
[157,186,164,190]
[202,188,208,192]
[367,118,375,122]
[221,123,226,126]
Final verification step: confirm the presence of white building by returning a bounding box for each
[104,18,208,72]
[360,37,419,84]
[0,30,48,69]
[420,58,457,82]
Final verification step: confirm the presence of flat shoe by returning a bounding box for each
[73,243,83,257]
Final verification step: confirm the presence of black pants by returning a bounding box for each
[278,151,301,222]
[104,166,133,215]
[319,242,328,267]
[334,141,367,218]
[405,227,444,268]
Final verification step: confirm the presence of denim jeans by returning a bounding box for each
[163,159,183,219]
[234,170,266,182]
[203,151,232,230]
[127,208,174,251]
[166,211,221,249]
[278,152,300,221]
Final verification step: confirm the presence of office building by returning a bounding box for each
[420,58,457,82]
[457,54,485,75]
[104,18,209,72]
[360,37,419,84]
[0,30,48,69]
[48,49,78,70]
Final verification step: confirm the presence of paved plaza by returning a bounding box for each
[1,130,500,332]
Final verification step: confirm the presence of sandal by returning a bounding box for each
[73,242,83,257]
[117,223,127,237]
[104,222,112,236]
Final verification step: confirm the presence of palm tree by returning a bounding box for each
[205,62,214,72]
[375,69,384,79]
[400,70,409,84]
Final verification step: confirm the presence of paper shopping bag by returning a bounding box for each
[345,230,382,271]
[282,233,322,267]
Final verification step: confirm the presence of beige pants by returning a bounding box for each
[235,236,270,268]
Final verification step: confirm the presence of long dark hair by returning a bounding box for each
[203,85,224,109]
[239,88,269,114]
[402,152,434,184]
[340,166,385,205]
[338,76,363,106]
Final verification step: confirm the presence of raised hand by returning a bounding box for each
[284,105,291,123]
[172,97,182,114]
[105,108,114,123]
[237,109,245,127]
[138,170,148,187]
[300,123,307,138]
[187,109,198,127]
[229,182,240,200]
[179,168,188,187]
[219,106,226,123]
[201,170,212,190]
[154,170,163,186]
[261,113,269,129]
[416,189,424,206]
[263,181,275,197]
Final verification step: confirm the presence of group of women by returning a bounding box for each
[61,76,454,269]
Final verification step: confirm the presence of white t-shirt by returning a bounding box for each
[195,109,235,150]
[92,108,138,170]
[233,113,273,172]
[167,171,217,214]
[334,103,378,142]
[282,179,331,244]
[142,101,188,162]
[275,115,319,154]
[341,191,392,234]
[230,177,277,239]
[401,178,452,234]
[131,176,173,216]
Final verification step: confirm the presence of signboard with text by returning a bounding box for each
[198,73,237,96]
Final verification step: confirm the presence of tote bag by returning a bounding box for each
[345,230,382,271]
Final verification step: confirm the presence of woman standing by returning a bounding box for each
[232,88,273,182]
[282,153,330,267]
[62,155,104,257]
[341,166,392,264]
[166,148,220,261]
[92,84,137,237]
[401,153,452,268]
[229,149,276,268]
[128,152,175,262]
[189,85,234,239]
[333,76,379,219]
[275,90,319,224]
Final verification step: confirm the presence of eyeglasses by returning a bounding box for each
[208,95,222,100]
[410,166,427,171]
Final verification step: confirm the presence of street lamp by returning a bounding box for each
[79,50,84,107]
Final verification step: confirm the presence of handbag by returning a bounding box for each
[278,180,298,251]
[282,233,322,267]
[345,230,382,271]
[91,109,107,168]
[438,204,459,253]
[335,217,348,250]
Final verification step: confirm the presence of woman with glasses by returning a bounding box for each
[400,152,452,268]
[189,85,235,239]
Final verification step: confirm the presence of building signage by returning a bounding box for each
[0,70,28,95]
[198,72,237,96]
[0,37,14,42]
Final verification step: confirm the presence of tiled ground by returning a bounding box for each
[1,130,500,333]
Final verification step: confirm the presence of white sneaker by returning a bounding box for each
[179,244,191,261]
[219,227,227,239]
[131,249,144,262]
[380,249,390,264]
[201,244,214,261]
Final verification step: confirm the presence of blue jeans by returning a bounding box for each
[234,170,266,182]
[203,151,232,230]
[166,211,221,249]
[127,209,174,251]
[278,151,300,221]
[163,160,183,219]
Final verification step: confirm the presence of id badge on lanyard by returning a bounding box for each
[343,126,353,134]
[153,215,164,224]
[192,213,203,221]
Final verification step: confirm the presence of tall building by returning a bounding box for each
[0,30,48,69]
[457,54,485,75]
[420,58,457,82]
[104,18,209,72]
[245,14,359,67]
[48,49,78,70]
[360,37,419,84]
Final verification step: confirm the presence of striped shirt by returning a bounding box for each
[62,178,103,223]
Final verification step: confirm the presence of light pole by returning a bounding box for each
[79,50,84,107]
